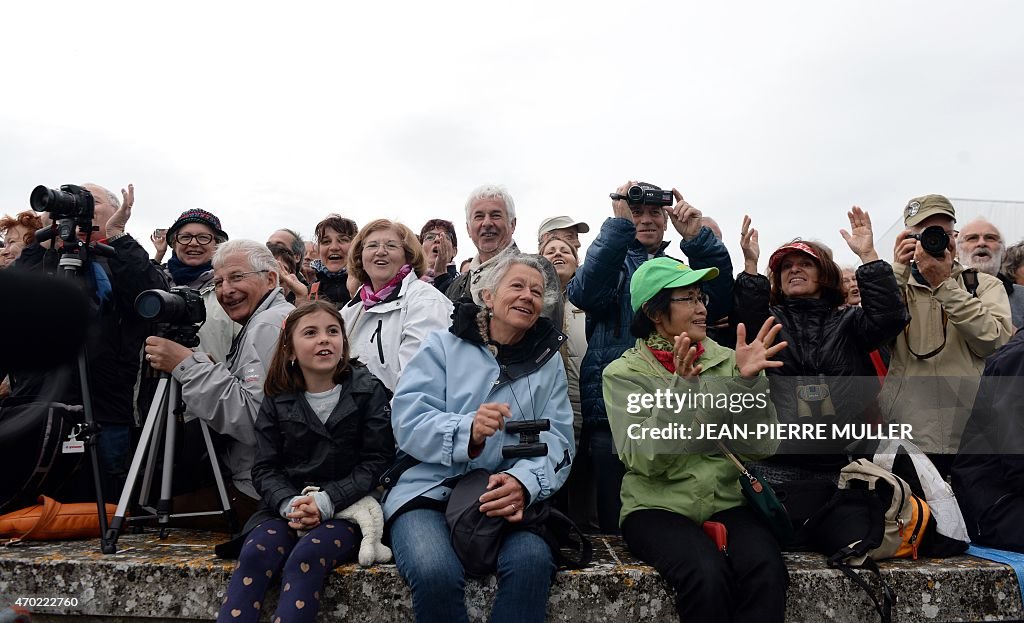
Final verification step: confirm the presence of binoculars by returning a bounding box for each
[502,419,550,459]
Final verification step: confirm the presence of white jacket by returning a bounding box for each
[341,272,454,392]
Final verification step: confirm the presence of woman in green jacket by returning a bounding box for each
[603,257,789,623]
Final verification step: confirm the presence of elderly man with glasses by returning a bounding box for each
[144,240,294,517]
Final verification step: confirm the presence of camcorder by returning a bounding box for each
[502,419,550,459]
[609,184,674,208]
[910,225,950,259]
[136,287,206,348]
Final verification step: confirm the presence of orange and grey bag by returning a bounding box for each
[803,459,967,623]
[0,495,116,545]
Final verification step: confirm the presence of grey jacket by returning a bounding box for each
[172,288,294,498]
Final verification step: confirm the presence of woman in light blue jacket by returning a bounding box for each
[384,254,575,623]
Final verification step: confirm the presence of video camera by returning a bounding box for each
[610,184,674,208]
[910,225,950,259]
[136,287,206,348]
[502,419,550,459]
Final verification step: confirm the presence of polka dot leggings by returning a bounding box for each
[217,518,359,622]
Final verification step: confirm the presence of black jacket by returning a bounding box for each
[6,236,169,425]
[310,271,351,308]
[733,260,908,463]
[952,330,1024,549]
[242,363,395,538]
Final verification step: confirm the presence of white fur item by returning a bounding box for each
[300,486,392,566]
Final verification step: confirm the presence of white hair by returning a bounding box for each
[213,239,280,286]
[478,253,559,312]
[464,184,516,221]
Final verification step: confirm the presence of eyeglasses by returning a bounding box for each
[212,270,268,290]
[364,241,403,252]
[174,232,215,245]
[670,293,709,307]
[422,233,448,242]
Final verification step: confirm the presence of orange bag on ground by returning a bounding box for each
[0,495,116,544]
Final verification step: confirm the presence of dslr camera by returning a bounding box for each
[31,185,102,249]
[136,287,206,348]
[502,419,550,459]
[30,184,95,221]
[610,184,674,208]
[909,225,950,259]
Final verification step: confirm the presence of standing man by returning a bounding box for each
[8,183,169,497]
[879,195,1012,474]
[538,216,589,251]
[445,184,561,319]
[567,180,734,533]
[957,217,1024,329]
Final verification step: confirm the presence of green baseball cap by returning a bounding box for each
[630,257,719,312]
[904,194,956,227]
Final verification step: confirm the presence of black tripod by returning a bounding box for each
[104,372,236,552]
[39,234,118,553]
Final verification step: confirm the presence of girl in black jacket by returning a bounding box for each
[217,301,394,623]
[733,209,908,483]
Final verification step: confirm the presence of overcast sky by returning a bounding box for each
[3,1,1022,268]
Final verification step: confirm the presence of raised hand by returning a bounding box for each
[839,206,879,263]
[610,180,636,219]
[668,189,703,240]
[734,317,788,379]
[105,184,134,238]
[672,333,703,379]
[740,215,760,274]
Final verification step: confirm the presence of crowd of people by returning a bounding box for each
[1,181,1023,623]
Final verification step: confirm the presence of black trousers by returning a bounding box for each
[622,506,788,623]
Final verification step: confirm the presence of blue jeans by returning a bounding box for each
[390,508,555,623]
[96,424,131,499]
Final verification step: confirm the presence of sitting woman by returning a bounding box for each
[309,214,359,306]
[384,254,575,623]
[341,219,454,392]
[217,301,395,623]
[733,208,907,485]
[605,257,788,623]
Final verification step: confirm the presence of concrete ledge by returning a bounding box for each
[0,530,1021,622]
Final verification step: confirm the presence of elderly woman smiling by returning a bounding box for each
[604,257,788,623]
[340,219,453,392]
[383,254,575,623]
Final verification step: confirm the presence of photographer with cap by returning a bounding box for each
[878,195,1012,474]
[143,240,294,517]
[567,180,734,533]
[5,183,169,498]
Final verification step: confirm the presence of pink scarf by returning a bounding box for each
[359,264,413,310]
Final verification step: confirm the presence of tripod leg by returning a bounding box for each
[199,419,238,532]
[106,376,168,553]
[157,380,179,526]
[138,382,168,508]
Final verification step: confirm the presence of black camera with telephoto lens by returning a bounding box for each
[502,419,550,459]
[136,287,206,348]
[910,225,950,258]
[30,185,95,221]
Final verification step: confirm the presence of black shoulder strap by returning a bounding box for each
[961,268,980,298]
[829,553,895,623]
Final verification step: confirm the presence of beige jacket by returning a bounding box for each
[879,262,1012,453]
